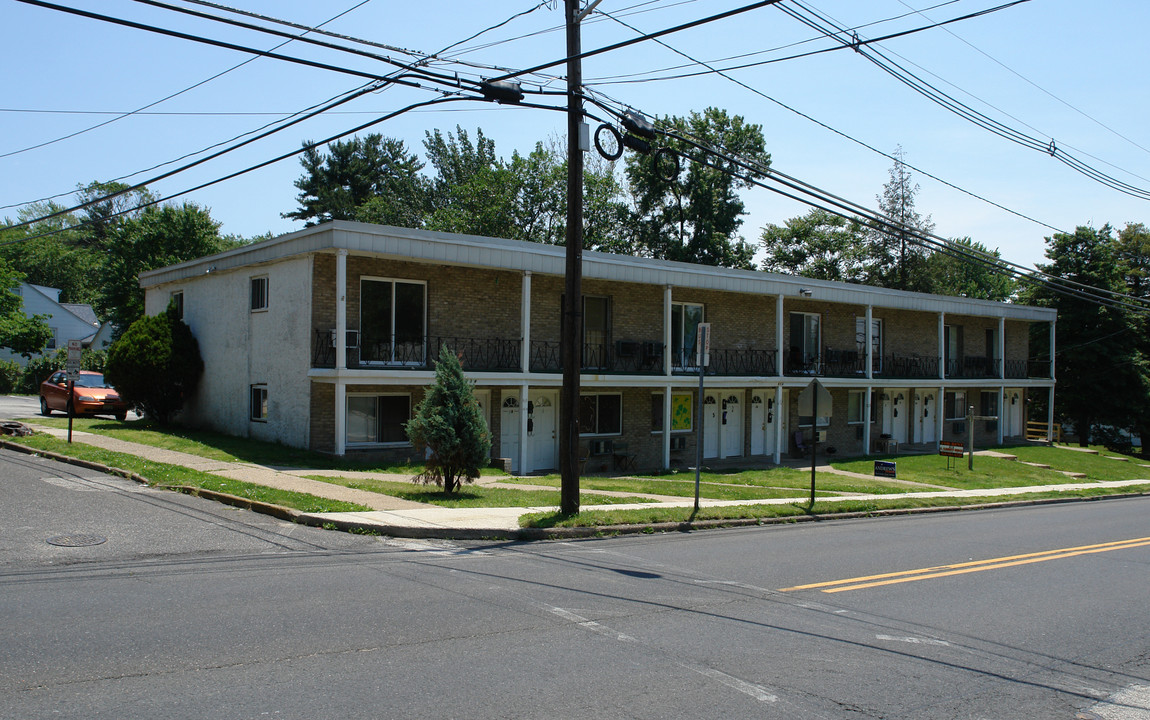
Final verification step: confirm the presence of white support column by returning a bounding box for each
[937,384,945,445]
[863,385,872,455]
[664,285,673,376]
[519,383,530,475]
[1048,386,1056,444]
[334,249,348,456]
[1049,319,1056,381]
[998,316,1006,380]
[773,384,783,465]
[938,312,946,380]
[521,271,532,374]
[663,385,672,469]
[775,294,784,377]
[865,304,874,380]
[998,385,1005,445]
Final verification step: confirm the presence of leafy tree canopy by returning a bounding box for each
[0,259,52,358]
[760,208,868,282]
[625,107,770,269]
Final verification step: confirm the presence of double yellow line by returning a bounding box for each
[780,536,1150,594]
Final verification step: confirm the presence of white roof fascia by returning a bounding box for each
[139,221,1056,322]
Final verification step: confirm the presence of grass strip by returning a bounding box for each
[501,474,837,500]
[519,484,1150,528]
[1000,444,1150,482]
[303,475,654,508]
[6,433,370,514]
[831,453,1085,489]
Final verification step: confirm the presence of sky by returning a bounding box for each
[3,0,1149,272]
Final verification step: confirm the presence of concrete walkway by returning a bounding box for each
[8,421,1150,537]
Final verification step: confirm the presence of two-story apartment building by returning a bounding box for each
[140,221,1056,473]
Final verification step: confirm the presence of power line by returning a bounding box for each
[0,0,375,160]
[585,8,1066,236]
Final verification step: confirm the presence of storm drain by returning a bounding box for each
[47,534,107,547]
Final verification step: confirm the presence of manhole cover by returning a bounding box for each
[47,534,107,547]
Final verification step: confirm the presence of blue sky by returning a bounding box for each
[4,0,1148,271]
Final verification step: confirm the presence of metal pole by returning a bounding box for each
[695,361,704,512]
[559,0,584,515]
[67,379,74,444]
[810,379,818,505]
[967,404,975,470]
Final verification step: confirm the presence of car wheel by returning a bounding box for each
[40,396,51,416]
[115,411,127,421]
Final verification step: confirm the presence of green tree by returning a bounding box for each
[866,147,935,290]
[422,126,517,238]
[405,344,491,495]
[99,202,233,333]
[0,260,52,358]
[1023,224,1148,446]
[105,302,203,425]
[1,202,100,305]
[285,134,428,227]
[1113,222,1150,453]
[925,237,1016,301]
[759,208,868,281]
[74,180,157,249]
[625,107,769,268]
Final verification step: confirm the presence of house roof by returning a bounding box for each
[139,221,1057,322]
[61,303,99,327]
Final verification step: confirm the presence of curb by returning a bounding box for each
[4,438,1147,542]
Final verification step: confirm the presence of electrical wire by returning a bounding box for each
[585,9,1066,236]
[780,0,1150,201]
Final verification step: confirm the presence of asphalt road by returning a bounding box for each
[1,448,1148,718]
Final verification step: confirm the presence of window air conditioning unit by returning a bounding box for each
[589,439,613,456]
[330,330,360,349]
[815,430,827,443]
[615,340,640,358]
[952,421,966,434]
[670,435,687,451]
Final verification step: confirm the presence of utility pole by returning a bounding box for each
[559,0,588,515]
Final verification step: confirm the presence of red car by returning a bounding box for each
[40,370,129,421]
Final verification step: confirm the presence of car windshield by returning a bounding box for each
[75,373,112,389]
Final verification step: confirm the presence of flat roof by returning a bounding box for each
[140,221,1057,321]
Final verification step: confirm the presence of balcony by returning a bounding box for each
[881,354,939,379]
[946,356,1001,379]
[673,347,777,376]
[312,330,521,372]
[529,340,665,374]
[1005,358,1052,380]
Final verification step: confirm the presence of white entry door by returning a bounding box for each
[721,392,743,458]
[921,391,937,444]
[891,391,909,444]
[912,392,924,443]
[750,394,767,455]
[500,394,520,472]
[703,394,720,459]
[1004,390,1023,437]
[528,392,558,471]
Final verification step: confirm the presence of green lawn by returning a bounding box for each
[831,452,1087,489]
[502,474,838,500]
[5,433,370,513]
[21,416,503,475]
[1000,444,1150,482]
[633,467,922,495]
[302,475,655,508]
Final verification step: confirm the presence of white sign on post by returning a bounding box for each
[66,339,82,381]
[696,322,711,368]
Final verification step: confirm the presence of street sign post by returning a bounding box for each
[66,340,81,444]
[694,323,711,512]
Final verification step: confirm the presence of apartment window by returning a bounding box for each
[250,276,268,311]
[583,296,611,368]
[980,391,999,417]
[170,291,184,320]
[671,302,704,368]
[848,390,866,424]
[944,325,963,365]
[651,392,693,432]
[945,391,967,420]
[347,394,411,445]
[46,328,58,350]
[855,317,882,370]
[250,385,268,422]
[789,312,820,369]
[361,278,426,364]
[579,393,621,436]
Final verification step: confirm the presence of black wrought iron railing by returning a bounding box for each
[881,354,939,379]
[673,347,777,376]
[946,357,1001,379]
[312,331,521,372]
[529,340,666,374]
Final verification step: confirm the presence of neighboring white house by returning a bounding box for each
[0,283,103,367]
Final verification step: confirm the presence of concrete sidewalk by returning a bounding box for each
[9,420,1150,539]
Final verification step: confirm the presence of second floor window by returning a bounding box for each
[250,277,268,311]
[671,302,704,368]
[171,291,184,320]
[855,317,882,370]
[789,312,820,369]
[361,278,426,364]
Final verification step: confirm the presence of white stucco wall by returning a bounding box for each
[144,256,313,448]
